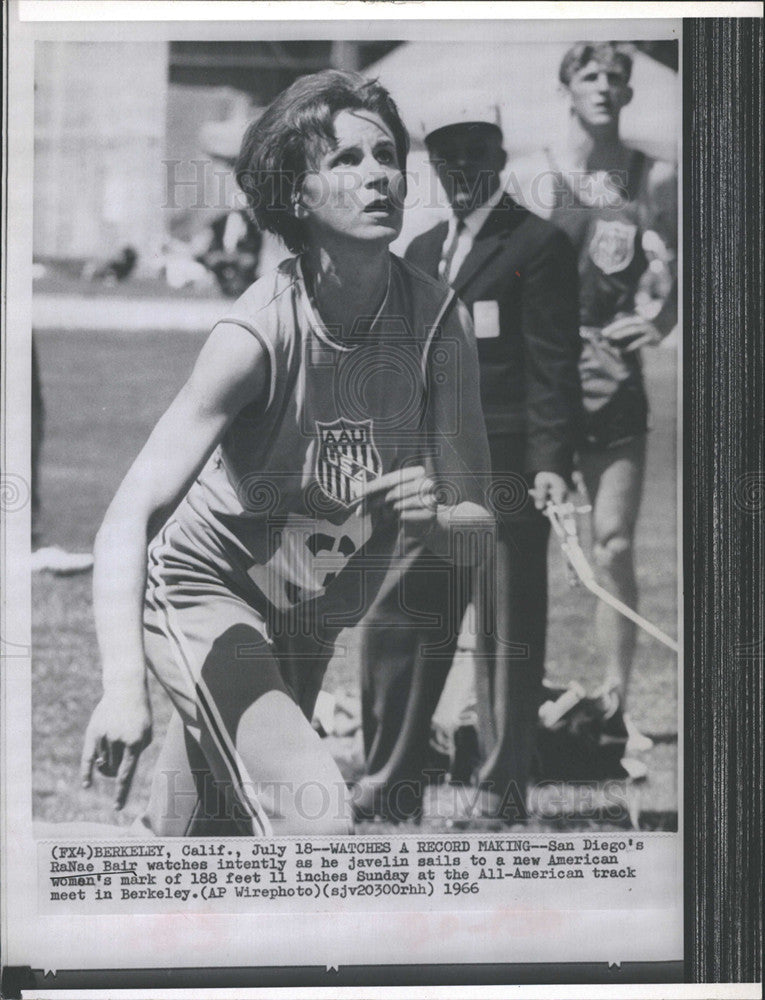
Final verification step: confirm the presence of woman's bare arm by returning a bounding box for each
[80,322,268,808]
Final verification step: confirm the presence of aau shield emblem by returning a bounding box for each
[315,419,382,507]
[588,219,638,275]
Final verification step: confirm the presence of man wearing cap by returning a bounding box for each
[354,95,581,821]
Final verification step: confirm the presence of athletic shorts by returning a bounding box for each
[578,326,649,450]
[143,527,341,836]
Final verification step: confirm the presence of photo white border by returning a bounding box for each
[4,1,747,994]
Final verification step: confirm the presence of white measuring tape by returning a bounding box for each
[543,501,679,655]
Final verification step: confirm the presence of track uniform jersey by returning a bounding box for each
[141,253,490,835]
[546,149,653,448]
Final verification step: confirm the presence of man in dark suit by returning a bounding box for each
[354,100,581,822]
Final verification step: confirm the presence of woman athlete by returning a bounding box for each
[80,70,493,836]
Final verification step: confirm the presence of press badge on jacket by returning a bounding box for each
[472,300,500,339]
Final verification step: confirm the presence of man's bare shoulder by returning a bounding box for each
[506,150,556,220]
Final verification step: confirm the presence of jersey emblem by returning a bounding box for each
[315,418,382,507]
[247,512,371,609]
[588,219,638,275]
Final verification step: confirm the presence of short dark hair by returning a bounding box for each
[558,42,633,87]
[235,69,409,253]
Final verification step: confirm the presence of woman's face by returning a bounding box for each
[298,108,405,249]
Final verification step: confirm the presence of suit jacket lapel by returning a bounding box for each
[451,194,523,295]
[451,233,505,295]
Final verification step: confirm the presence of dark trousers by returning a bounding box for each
[357,433,550,811]
[357,546,469,817]
[474,501,549,800]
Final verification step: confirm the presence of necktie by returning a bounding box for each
[438,218,466,284]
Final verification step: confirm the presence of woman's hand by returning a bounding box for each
[357,465,494,565]
[80,684,152,811]
[357,465,438,538]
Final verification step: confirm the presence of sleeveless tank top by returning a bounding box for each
[161,254,483,613]
[546,148,650,329]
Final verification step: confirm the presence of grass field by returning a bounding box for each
[32,326,678,833]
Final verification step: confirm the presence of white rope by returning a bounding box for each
[544,502,679,655]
